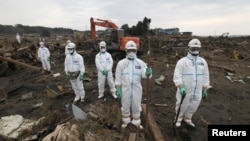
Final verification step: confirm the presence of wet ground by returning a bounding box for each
[0,36,250,141]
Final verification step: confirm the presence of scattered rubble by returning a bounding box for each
[0,34,250,140]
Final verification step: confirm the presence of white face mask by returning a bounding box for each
[189,47,200,56]
[190,50,199,55]
[68,49,74,54]
[127,52,136,59]
[101,48,106,52]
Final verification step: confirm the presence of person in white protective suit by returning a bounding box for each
[64,42,85,103]
[173,38,210,127]
[38,41,51,73]
[65,40,72,56]
[16,33,21,44]
[95,41,117,99]
[115,40,153,129]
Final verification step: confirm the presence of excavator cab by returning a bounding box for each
[90,17,141,59]
[104,29,124,50]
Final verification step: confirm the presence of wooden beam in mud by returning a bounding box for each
[141,104,166,141]
[209,64,235,73]
[0,56,41,71]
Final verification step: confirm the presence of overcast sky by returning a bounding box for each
[0,0,249,36]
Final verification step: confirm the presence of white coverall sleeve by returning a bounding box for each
[79,55,85,75]
[95,54,103,71]
[64,56,68,73]
[47,48,50,57]
[106,53,113,71]
[202,59,210,88]
[173,60,184,87]
[138,59,151,79]
[141,62,148,79]
[115,61,122,86]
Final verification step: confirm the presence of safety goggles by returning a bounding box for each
[189,47,200,51]
[126,49,137,52]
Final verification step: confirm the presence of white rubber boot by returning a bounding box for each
[73,95,80,104]
[98,94,104,99]
[111,92,117,99]
[132,119,143,130]
[184,118,195,127]
[121,117,131,128]
[175,117,183,127]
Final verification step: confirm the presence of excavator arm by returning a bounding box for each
[90,17,119,40]
[89,17,140,55]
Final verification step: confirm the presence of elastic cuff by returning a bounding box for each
[122,117,131,124]
[177,84,184,88]
[132,119,141,126]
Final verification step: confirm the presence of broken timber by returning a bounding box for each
[0,56,41,71]
[209,64,235,73]
[141,104,166,141]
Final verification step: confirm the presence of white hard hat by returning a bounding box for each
[188,38,201,48]
[99,41,106,47]
[67,42,76,49]
[39,42,44,46]
[125,40,137,50]
[66,40,71,44]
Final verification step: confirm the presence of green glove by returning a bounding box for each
[79,74,84,81]
[65,72,70,80]
[102,69,108,76]
[202,89,208,99]
[179,86,186,96]
[38,57,41,62]
[146,68,152,76]
[47,57,50,62]
[116,87,122,99]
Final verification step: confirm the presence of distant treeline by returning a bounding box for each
[0,24,75,37]
[0,17,152,37]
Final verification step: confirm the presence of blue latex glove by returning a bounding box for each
[179,86,186,96]
[202,89,208,99]
[116,87,122,99]
[146,68,152,76]
[102,69,108,76]
[79,74,84,81]
[47,57,50,62]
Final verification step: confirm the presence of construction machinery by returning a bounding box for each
[90,17,141,59]
[219,32,229,38]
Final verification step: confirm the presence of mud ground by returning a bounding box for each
[0,36,250,141]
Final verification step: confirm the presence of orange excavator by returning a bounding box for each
[90,17,140,59]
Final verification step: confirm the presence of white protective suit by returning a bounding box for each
[38,45,51,71]
[95,51,116,97]
[16,33,21,44]
[173,52,210,121]
[115,56,151,126]
[64,51,85,101]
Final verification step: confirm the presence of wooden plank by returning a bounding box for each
[17,46,29,52]
[0,56,41,71]
[209,64,235,73]
[128,133,136,141]
[141,104,166,141]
